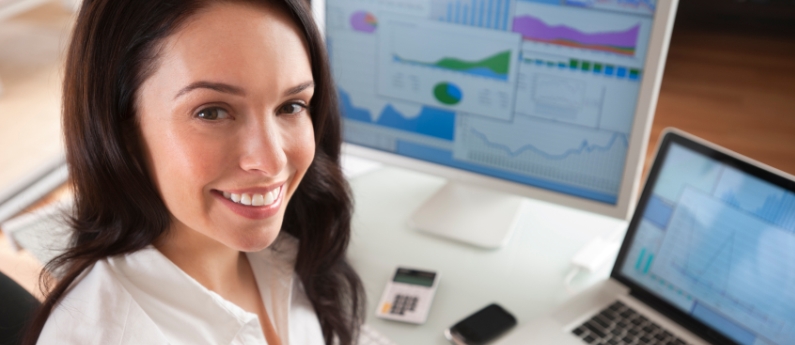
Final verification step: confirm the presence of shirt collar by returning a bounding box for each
[106,232,300,345]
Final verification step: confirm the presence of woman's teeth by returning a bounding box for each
[222,187,280,207]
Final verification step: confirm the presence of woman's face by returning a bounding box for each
[137,1,315,252]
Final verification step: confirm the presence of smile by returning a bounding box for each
[220,185,282,207]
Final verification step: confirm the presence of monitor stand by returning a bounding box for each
[409,182,527,249]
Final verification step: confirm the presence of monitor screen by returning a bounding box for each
[326,0,658,205]
[619,142,795,345]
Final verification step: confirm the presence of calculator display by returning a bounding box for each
[393,268,436,287]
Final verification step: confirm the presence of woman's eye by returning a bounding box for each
[279,102,306,115]
[196,107,229,120]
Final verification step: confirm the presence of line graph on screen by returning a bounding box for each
[651,189,795,343]
[456,116,629,195]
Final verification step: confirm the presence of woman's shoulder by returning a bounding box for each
[38,257,168,344]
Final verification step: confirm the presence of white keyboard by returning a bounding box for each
[358,324,399,345]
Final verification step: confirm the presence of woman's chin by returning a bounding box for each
[228,227,282,252]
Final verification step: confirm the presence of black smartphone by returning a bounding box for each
[445,303,517,345]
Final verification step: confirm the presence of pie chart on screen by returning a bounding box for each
[350,11,377,33]
[433,82,463,105]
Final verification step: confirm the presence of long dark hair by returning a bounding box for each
[24,0,364,344]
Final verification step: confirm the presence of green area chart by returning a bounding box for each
[393,50,511,81]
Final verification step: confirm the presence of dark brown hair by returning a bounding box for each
[24,0,364,344]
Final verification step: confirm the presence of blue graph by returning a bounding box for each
[712,167,795,232]
[396,140,619,203]
[643,195,674,229]
[635,248,654,274]
[721,192,795,232]
[469,128,628,159]
[652,189,795,344]
[431,0,511,30]
[564,0,656,15]
[338,88,456,141]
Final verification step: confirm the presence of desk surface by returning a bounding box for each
[346,166,626,344]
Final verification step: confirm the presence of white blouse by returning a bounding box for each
[37,234,325,344]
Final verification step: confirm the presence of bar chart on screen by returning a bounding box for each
[513,52,642,134]
[430,0,513,30]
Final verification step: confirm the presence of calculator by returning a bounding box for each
[375,267,439,324]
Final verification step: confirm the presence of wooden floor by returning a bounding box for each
[1,2,794,298]
[647,28,795,176]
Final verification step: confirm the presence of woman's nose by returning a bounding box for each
[238,120,287,176]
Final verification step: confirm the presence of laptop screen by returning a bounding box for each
[618,139,795,345]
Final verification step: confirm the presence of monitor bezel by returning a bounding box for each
[611,128,795,345]
[316,0,680,220]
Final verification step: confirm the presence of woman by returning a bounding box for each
[24,0,364,344]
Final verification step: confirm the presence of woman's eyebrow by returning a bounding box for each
[284,81,314,96]
[174,81,245,99]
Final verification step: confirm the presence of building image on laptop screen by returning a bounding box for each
[620,143,795,345]
[325,0,658,206]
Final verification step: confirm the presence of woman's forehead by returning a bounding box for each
[151,1,313,98]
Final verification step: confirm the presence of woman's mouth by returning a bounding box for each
[220,185,282,207]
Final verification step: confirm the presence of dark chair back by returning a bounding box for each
[0,272,40,345]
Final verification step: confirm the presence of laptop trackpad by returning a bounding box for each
[493,317,582,345]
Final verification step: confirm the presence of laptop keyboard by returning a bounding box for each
[571,301,690,345]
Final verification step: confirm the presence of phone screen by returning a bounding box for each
[450,304,517,344]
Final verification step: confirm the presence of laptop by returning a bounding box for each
[496,128,795,345]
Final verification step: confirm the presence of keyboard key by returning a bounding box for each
[572,302,690,345]
[584,322,607,338]
[601,310,618,321]
[593,316,611,329]
[608,301,625,311]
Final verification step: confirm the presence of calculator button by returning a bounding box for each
[389,294,419,315]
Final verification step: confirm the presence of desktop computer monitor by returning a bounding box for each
[314,0,679,248]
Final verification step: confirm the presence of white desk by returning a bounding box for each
[346,166,628,344]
